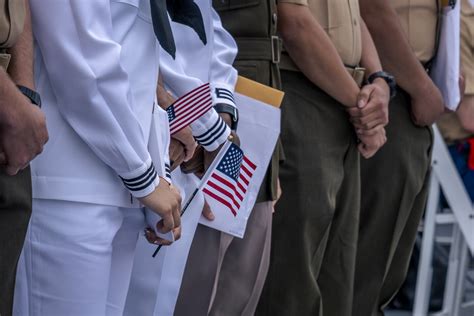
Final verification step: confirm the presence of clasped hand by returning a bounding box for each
[347,79,390,159]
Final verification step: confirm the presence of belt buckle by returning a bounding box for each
[353,66,366,87]
[0,53,11,71]
[271,35,281,64]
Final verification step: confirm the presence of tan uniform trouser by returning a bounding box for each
[174,202,273,316]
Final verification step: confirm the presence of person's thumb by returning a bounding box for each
[357,85,374,108]
[202,199,215,221]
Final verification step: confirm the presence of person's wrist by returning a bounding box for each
[373,77,390,94]
[343,88,360,108]
[0,92,29,128]
[367,71,396,99]
[214,103,238,130]
[219,113,232,127]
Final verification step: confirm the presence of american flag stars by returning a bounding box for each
[217,145,244,181]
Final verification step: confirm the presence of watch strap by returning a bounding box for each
[214,103,239,130]
[367,71,397,99]
[17,85,42,107]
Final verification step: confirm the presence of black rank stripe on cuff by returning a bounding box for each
[165,163,172,181]
[194,116,228,147]
[215,88,235,105]
[120,163,157,192]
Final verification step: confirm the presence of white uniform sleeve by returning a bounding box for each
[30,0,158,198]
[159,35,231,151]
[209,8,238,108]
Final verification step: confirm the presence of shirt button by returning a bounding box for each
[273,13,278,24]
[353,19,358,26]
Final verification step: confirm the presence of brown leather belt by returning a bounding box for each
[279,53,365,87]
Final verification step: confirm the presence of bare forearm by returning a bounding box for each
[359,0,433,96]
[359,19,383,78]
[8,0,34,89]
[0,68,27,125]
[278,3,359,107]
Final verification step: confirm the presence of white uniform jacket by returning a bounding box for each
[30,0,164,207]
[160,5,238,151]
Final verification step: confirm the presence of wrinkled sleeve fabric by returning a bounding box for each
[30,0,158,198]
[209,8,238,107]
[159,9,235,151]
[160,50,230,152]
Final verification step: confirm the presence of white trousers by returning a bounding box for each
[124,171,205,316]
[13,199,145,316]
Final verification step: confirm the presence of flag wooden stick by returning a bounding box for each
[152,188,200,258]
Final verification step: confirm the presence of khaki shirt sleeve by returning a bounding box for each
[461,0,474,95]
[0,0,25,48]
[278,0,308,6]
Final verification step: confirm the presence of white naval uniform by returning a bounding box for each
[13,1,168,315]
[160,7,238,151]
[124,4,238,315]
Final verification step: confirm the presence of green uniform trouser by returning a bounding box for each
[352,89,433,316]
[0,167,32,316]
[257,70,360,316]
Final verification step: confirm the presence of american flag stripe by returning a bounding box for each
[173,89,210,116]
[202,143,256,217]
[170,101,213,134]
[239,173,250,186]
[174,83,210,108]
[207,181,241,209]
[203,188,237,216]
[212,173,244,201]
[170,101,212,134]
[168,83,213,135]
[237,178,246,193]
[240,164,253,178]
[243,156,257,170]
[204,173,249,217]
[170,98,212,133]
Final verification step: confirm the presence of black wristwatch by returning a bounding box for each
[214,103,239,131]
[17,85,42,107]
[367,71,397,99]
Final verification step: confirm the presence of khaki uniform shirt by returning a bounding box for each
[391,0,438,63]
[461,0,474,95]
[0,0,25,70]
[278,0,363,67]
[438,0,474,143]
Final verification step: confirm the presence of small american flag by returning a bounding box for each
[202,143,257,216]
[167,83,213,135]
